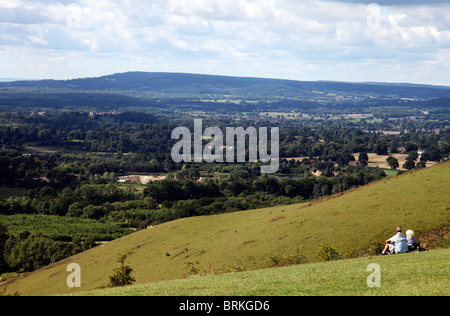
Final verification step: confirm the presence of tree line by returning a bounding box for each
[0,164,386,224]
[1,111,449,162]
[0,222,96,273]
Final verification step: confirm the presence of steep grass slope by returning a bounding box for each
[2,161,449,296]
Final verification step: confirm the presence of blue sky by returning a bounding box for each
[1,0,450,85]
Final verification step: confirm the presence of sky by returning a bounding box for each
[0,0,450,85]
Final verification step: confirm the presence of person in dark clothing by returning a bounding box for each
[406,229,418,252]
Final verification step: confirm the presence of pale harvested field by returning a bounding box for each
[285,154,436,171]
[354,153,436,170]
[25,146,59,153]
[118,175,167,185]
[284,156,309,162]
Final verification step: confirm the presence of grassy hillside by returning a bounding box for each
[1,161,449,296]
[78,248,449,296]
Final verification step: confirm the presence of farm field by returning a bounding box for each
[0,188,27,200]
[258,112,380,121]
[259,112,307,119]
[0,214,132,241]
[118,174,167,185]
[22,142,59,154]
[353,153,437,170]
[285,153,436,171]
[1,161,448,296]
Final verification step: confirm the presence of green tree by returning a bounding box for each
[407,151,418,161]
[358,152,369,166]
[0,222,9,272]
[284,184,298,198]
[403,159,416,170]
[108,253,136,287]
[374,142,388,155]
[5,234,77,272]
[386,156,399,170]
[405,143,418,152]
[416,161,426,169]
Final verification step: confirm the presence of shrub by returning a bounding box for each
[371,241,385,256]
[265,249,308,268]
[108,253,136,287]
[316,244,342,262]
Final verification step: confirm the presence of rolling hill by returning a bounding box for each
[2,72,450,110]
[2,72,450,98]
[1,161,449,296]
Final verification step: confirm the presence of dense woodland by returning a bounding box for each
[1,74,449,274]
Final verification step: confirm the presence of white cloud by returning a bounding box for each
[166,0,273,21]
[27,35,49,47]
[0,0,449,85]
[0,0,22,9]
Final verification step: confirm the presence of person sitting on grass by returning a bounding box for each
[406,230,418,252]
[381,227,408,255]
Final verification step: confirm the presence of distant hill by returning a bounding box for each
[2,72,450,96]
[1,72,450,109]
[2,160,448,296]
[0,78,29,83]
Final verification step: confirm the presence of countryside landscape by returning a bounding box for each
[0,72,448,297]
[0,0,449,301]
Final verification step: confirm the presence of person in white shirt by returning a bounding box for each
[381,227,409,255]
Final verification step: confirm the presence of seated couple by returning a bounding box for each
[381,227,419,255]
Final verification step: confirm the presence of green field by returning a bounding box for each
[78,248,449,296]
[22,142,59,153]
[260,112,305,119]
[1,161,449,296]
[0,188,27,200]
[0,214,132,241]
[383,169,401,177]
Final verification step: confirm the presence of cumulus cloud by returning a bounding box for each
[325,0,450,5]
[0,0,449,85]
